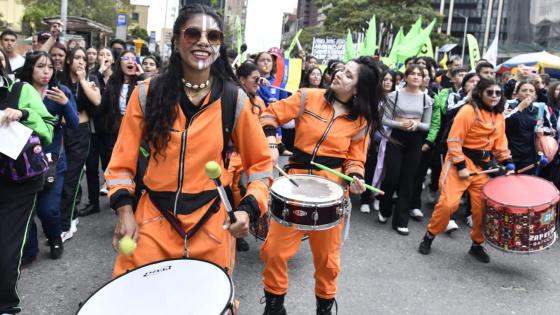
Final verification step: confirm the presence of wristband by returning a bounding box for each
[268,143,278,149]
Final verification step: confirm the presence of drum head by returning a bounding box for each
[271,174,343,203]
[483,175,560,213]
[77,259,233,315]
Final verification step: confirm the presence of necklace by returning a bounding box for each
[182,78,210,90]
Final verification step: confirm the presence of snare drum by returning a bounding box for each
[250,212,309,241]
[482,175,560,253]
[269,174,344,231]
[77,259,234,315]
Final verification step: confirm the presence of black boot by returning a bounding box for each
[236,238,250,252]
[469,243,490,263]
[418,232,435,255]
[262,290,287,315]
[77,203,100,217]
[316,296,337,315]
[50,236,64,259]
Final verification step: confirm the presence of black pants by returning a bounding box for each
[85,132,101,207]
[0,184,38,314]
[360,140,379,205]
[97,132,117,171]
[411,149,431,210]
[60,123,90,231]
[379,129,424,228]
[428,146,444,193]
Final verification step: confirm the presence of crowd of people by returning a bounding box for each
[1,4,560,315]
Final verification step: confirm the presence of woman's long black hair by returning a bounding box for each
[471,78,506,113]
[59,47,87,86]
[0,49,12,76]
[17,51,58,88]
[325,56,385,134]
[101,50,141,132]
[145,4,239,160]
[300,67,323,88]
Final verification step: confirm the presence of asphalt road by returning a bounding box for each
[18,174,560,315]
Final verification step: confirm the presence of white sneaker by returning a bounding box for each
[378,212,388,223]
[394,226,409,235]
[466,215,473,227]
[70,218,79,233]
[100,183,108,195]
[409,208,424,220]
[61,230,74,243]
[360,204,371,213]
[446,220,459,233]
[373,199,380,211]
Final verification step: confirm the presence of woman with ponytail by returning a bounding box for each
[104,4,272,282]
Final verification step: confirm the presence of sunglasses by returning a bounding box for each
[485,89,502,97]
[181,27,223,44]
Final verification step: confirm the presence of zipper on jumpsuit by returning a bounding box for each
[172,107,210,216]
[309,113,337,174]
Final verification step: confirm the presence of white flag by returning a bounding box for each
[483,33,499,66]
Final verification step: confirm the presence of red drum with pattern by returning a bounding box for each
[483,175,559,253]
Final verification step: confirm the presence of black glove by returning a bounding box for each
[236,194,259,223]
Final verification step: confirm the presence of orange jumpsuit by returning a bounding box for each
[228,96,265,207]
[260,88,369,299]
[427,104,512,243]
[106,80,272,277]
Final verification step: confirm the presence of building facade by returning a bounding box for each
[130,4,150,30]
[297,0,319,28]
[0,0,25,32]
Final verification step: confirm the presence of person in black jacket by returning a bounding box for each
[505,80,553,174]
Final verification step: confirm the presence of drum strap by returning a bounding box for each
[157,197,221,244]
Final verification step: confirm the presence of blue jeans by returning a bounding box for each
[24,154,67,258]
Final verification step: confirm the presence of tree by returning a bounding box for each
[129,26,149,42]
[0,14,11,30]
[316,0,455,48]
[21,0,132,34]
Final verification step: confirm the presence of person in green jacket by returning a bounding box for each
[0,58,55,315]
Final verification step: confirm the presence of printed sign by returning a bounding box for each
[312,37,345,64]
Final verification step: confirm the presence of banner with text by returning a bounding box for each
[312,37,345,64]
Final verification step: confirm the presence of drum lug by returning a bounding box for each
[282,204,289,219]
[313,207,319,225]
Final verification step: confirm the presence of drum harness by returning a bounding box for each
[137,79,240,274]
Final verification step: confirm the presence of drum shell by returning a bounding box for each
[268,174,344,231]
[482,175,560,253]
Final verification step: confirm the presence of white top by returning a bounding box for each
[119,84,130,115]
[9,54,25,71]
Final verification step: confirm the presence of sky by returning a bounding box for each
[130,0,297,52]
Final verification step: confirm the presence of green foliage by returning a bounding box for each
[129,26,149,41]
[316,0,455,48]
[21,0,132,34]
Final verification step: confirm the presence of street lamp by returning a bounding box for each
[457,13,469,66]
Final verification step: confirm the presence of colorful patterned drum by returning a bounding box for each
[482,175,559,253]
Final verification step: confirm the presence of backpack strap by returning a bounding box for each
[138,80,148,113]
[221,81,239,169]
[5,81,24,109]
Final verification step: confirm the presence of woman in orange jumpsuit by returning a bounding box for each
[105,4,272,277]
[418,78,514,263]
[259,56,386,314]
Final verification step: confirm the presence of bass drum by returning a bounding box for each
[77,259,234,315]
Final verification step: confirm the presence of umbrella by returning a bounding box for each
[501,51,560,78]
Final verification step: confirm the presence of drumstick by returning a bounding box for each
[516,154,548,174]
[469,167,503,176]
[205,161,236,224]
[310,161,385,195]
[273,165,299,187]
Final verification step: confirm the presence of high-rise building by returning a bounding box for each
[297,0,319,27]
[224,0,248,47]
[431,0,510,56]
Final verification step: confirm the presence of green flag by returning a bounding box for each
[466,34,480,70]
[387,26,404,66]
[344,30,356,62]
[285,29,303,58]
[418,37,433,58]
[402,16,422,43]
[359,15,377,57]
[396,18,436,61]
[235,16,242,55]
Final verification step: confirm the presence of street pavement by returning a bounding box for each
[18,178,560,314]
